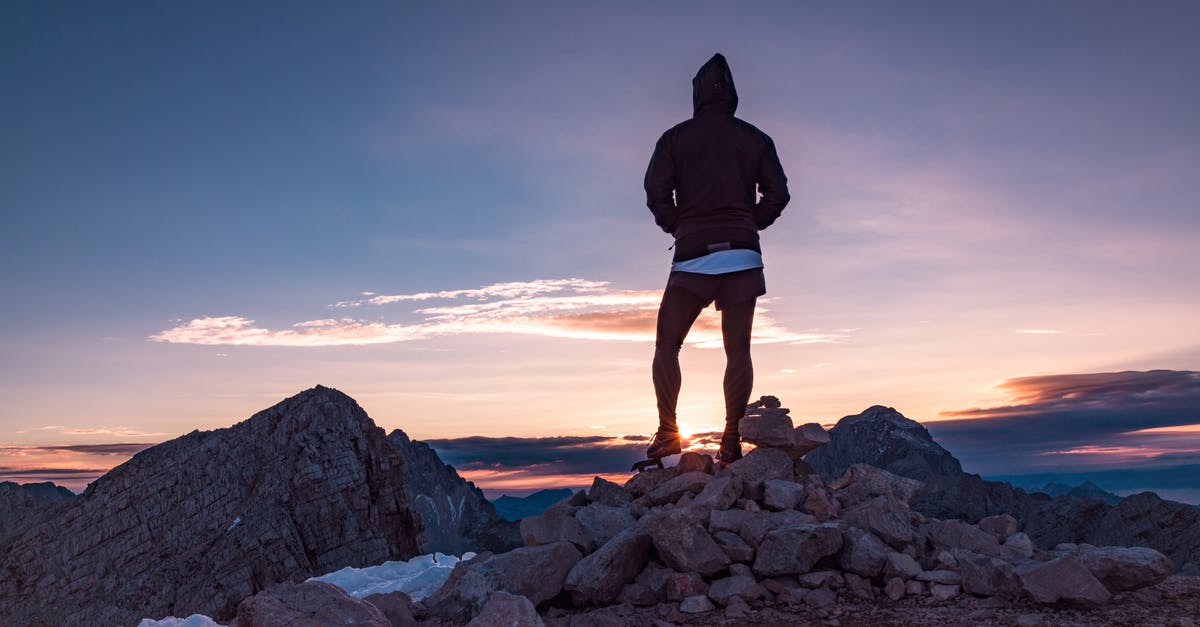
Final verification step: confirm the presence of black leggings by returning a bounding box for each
[652,286,755,433]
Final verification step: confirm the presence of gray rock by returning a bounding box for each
[843,572,876,599]
[677,451,715,474]
[954,550,1020,597]
[763,480,806,511]
[617,582,658,607]
[839,527,891,578]
[830,463,925,507]
[706,574,766,606]
[916,569,961,585]
[805,586,837,608]
[623,466,680,498]
[587,477,633,508]
[796,570,844,589]
[927,519,1001,556]
[564,526,652,605]
[1003,532,1035,560]
[905,580,924,595]
[713,530,755,563]
[575,504,636,548]
[692,475,741,511]
[236,581,390,627]
[739,411,795,448]
[362,591,416,627]
[634,562,672,601]
[841,494,913,547]
[929,583,959,601]
[884,577,905,601]
[424,542,583,620]
[644,471,712,507]
[883,551,923,579]
[792,423,831,457]
[752,525,843,577]
[1077,546,1172,592]
[466,591,544,627]
[801,482,839,521]
[520,503,592,553]
[977,514,1018,541]
[645,509,730,576]
[723,595,751,619]
[1016,555,1111,605]
[665,571,708,601]
[679,595,715,614]
[727,447,795,500]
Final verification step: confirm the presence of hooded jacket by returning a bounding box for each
[644,53,790,262]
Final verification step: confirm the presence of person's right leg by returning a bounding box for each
[651,286,708,444]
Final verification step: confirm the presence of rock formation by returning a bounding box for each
[0,385,518,626]
[0,480,74,543]
[806,404,1200,575]
[371,396,1171,625]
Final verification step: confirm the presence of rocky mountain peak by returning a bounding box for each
[806,406,963,482]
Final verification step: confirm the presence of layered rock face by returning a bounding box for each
[806,404,1200,575]
[387,430,520,554]
[388,399,1172,625]
[0,385,516,626]
[0,480,74,543]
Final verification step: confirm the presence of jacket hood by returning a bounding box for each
[692,53,738,116]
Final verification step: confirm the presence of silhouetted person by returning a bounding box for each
[643,53,789,465]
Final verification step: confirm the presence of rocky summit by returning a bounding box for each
[0,385,518,626]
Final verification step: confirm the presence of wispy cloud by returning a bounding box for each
[1014,329,1062,335]
[930,370,1200,475]
[15,426,169,437]
[151,278,845,348]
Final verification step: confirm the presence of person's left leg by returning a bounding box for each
[718,297,756,462]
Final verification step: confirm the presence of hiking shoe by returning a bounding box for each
[717,432,742,465]
[646,429,684,459]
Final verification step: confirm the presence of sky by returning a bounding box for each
[2,2,1198,499]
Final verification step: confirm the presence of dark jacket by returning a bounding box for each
[644,53,790,262]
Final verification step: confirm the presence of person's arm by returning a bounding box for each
[644,132,679,235]
[753,136,789,230]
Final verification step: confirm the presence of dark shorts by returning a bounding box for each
[665,268,766,310]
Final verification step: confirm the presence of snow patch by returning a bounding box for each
[226,516,241,531]
[137,614,226,627]
[307,551,474,601]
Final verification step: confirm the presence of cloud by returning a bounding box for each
[930,369,1200,475]
[151,277,845,348]
[16,426,169,437]
[1014,329,1061,335]
[32,443,155,455]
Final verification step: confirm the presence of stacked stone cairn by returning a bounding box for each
[407,396,1172,625]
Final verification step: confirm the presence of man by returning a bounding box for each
[643,53,790,465]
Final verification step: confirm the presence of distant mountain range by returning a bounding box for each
[491,488,574,521]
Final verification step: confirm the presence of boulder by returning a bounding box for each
[236,581,390,627]
[1002,532,1035,560]
[927,519,1001,556]
[706,574,766,606]
[574,504,636,548]
[954,550,1020,597]
[645,509,730,576]
[623,466,680,498]
[801,482,838,521]
[617,582,658,607]
[563,526,652,605]
[422,542,583,621]
[361,591,416,627]
[763,480,806,511]
[634,561,672,601]
[1077,546,1172,592]
[713,530,755,563]
[916,569,961,585]
[839,527,890,578]
[796,570,843,589]
[843,572,876,599]
[792,423,831,457]
[466,591,544,627]
[829,463,925,507]
[739,411,795,448]
[644,471,712,506]
[977,514,1018,541]
[677,451,716,474]
[519,503,592,553]
[692,475,742,511]
[727,447,795,500]
[679,595,715,614]
[587,477,633,508]
[929,583,959,601]
[884,577,905,601]
[841,494,913,547]
[805,587,837,608]
[752,525,843,577]
[1016,555,1111,605]
[882,551,922,579]
[665,571,708,601]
